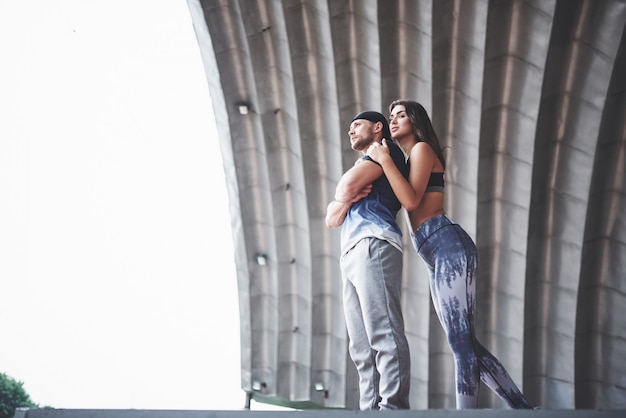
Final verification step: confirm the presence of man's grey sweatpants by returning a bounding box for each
[340,237,411,410]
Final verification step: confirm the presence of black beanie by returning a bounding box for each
[351,111,392,140]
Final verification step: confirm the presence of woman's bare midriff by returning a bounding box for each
[408,192,445,232]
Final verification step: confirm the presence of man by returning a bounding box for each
[325,111,411,410]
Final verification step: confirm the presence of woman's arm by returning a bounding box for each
[367,140,434,211]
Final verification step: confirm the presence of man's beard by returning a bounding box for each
[352,135,374,152]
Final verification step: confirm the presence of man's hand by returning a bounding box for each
[325,183,372,228]
[349,183,372,203]
[325,200,350,228]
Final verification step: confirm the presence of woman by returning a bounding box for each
[366,99,534,409]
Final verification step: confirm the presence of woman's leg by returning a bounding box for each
[429,225,480,409]
[429,225,532,409]
[474,342,533,409]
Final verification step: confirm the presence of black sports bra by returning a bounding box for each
[426,172,444,192]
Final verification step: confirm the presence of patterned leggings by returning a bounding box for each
[411,214,532,409]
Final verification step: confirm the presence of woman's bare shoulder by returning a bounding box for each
[410,141,438,160]
[410,142,442,171]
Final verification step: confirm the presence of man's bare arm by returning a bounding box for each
[334,158,382,202]
[325,158,379,228]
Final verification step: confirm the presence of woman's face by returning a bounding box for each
[389,104,412,140]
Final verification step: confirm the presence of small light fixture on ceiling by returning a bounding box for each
[236,101,250,115]
[255,253,268,266]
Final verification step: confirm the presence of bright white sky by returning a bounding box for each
[0,0,276,411]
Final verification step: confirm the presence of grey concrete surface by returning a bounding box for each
[13,408,626,418]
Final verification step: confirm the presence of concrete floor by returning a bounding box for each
[13,408,626,418]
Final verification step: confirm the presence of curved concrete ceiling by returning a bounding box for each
[187,0,626,410]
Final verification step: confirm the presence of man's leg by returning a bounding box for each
[341,240,381,410]
[352,238,411,410]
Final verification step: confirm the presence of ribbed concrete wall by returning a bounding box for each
[186,0,626,410]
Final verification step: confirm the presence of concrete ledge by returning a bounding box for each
[13,409,626,418]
